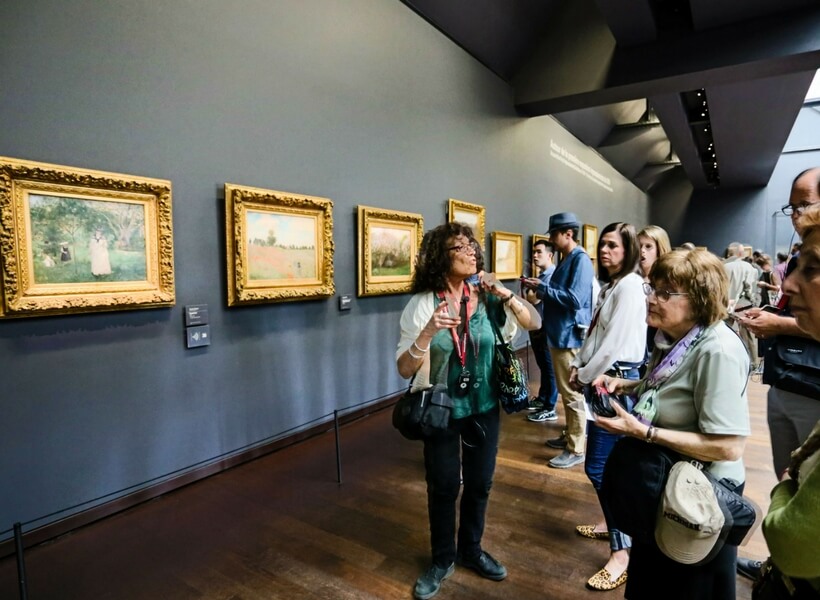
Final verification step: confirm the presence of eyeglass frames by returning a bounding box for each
[781,202,816,217]
[447,241,480,254]
[642,282,688,303]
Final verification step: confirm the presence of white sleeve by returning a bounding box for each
[576,275,647,384]
[396,293,435,360]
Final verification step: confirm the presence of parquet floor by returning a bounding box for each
[0,374,775,599]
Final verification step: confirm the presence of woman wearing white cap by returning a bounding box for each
[592,249,750,600]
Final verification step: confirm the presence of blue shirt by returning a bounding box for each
[538,246,594,349]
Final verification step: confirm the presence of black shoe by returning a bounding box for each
[736,557,763,581]
[414,563,454,600]
[545,434,567,449]
[456,550,507,581]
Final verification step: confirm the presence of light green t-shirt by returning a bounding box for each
[642,322,751,483]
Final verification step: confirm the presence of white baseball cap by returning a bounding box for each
[655,461,724,565]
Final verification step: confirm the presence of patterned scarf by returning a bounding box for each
[631,324,706,425]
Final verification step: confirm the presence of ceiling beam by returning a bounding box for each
[514,5,820,115]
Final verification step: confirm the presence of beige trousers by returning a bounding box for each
[548,346,586,454]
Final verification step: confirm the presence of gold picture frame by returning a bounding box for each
[225,183,334,306]
[447,198,486,248]
[0,156,174,318]
[583,223,598,271]
[491,231,523,280]
[357,205,423,297]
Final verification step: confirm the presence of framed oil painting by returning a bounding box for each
[448,198,486,248]
[491,231,523,280]
[0,156,174,318]
[225,183,334,306]
[583,223,598,270]
[357,205,423,297]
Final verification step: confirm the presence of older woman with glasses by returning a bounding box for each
[397,222,539,600]
[592,249,751,600]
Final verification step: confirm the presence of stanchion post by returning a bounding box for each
[14,522,28,600]
[333,409,342,485]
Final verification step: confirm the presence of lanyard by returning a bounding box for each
[438,283,474,369]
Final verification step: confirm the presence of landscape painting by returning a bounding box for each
[225,183,335,305]
[357,205,423,297]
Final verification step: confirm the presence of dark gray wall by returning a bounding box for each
[0,0,647,539]
[651,105,820,255]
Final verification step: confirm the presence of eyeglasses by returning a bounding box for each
[781,202,815,217]
[447,241,480,254]
[642,282,688,303]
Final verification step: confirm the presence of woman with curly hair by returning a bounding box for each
[396,222,539,600]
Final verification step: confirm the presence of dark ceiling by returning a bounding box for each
[402,0,820,192]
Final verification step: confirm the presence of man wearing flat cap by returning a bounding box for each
[523,211,594,468]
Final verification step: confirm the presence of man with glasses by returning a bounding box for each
[533,212,594,469]
[735,167,820,580]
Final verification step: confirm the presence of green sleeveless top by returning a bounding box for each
[429,294,505,420]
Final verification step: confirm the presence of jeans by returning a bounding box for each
[585,364,640,552]
[530,333,558,410]
[423,405,500,568]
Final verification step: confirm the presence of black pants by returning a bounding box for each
[625,482,745,600]
[423,405,500,568]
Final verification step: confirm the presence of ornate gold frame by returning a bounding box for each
[0,156,174,318]
[357,205,423,297]
[447,198,486,248]
[490,231,523,280]
[583,223,598,270]
[225,183,334,306]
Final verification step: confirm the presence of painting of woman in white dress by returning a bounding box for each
[89,229,112,277]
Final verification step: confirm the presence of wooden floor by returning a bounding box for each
[0,377,776,599]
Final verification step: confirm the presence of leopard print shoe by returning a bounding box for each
[575,524,610,540]
[586,568,628,591]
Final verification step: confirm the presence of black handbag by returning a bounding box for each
[489,313,529,414]
[753,559,820,600]
[602,436,758,551]
[762,333,820,398]
[392,383,453,440]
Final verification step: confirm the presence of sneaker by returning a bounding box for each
[414,563,455,600]
[527,409,558,422]
[527,397,546,411]
[736,557,763,581]
[549,450,585,469]
[456,550,507,581]
[545,433,567,449]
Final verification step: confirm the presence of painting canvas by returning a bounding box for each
[448,198,486,248]
[0,156,174,318]
[358,205,423,297]
[583,224,598,271]
[491,231,523,280]
[225,183,334,305]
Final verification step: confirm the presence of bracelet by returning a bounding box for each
[645,425,656,443]
[502,294,515,304]
[412,340,429,353]
[407,346,425,360]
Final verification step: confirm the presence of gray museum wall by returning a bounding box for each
[0,0,647,540]
[651,105,820,255]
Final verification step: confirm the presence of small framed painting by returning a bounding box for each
[357,205,423,297]
[583,223,598,271]
[448,198,486,248]
[491,231,523,280]
[0,156,175,318]
[225,183,335,305]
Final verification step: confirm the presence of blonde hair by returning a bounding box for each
[649,249,729,325]
[638,225,672,257]
[797,203,820,233]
